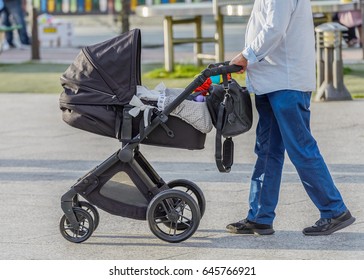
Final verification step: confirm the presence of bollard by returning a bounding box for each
[314,22,352,101]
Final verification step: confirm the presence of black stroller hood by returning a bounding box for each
[60,29,141,105]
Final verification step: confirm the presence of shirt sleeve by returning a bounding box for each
[243,0,297,65]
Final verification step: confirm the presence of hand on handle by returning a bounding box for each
[229,53,247,74]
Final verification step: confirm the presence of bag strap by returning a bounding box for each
[215,99,234,173]
[120,106,133,143]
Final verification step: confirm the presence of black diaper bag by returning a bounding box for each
[206,75,253,172]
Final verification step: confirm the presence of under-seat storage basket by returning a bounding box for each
[73,159,150,220]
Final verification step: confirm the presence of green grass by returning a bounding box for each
[343,65,364,98]
[0,62,68,93]
[141,63,197,89]
[141,63,246,89]
[143,64,206,79]
[0,62,363,97]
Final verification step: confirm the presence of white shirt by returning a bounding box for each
[242,0,316,95]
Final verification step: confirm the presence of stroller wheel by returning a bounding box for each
[167,179,206,218]
[59,207,94,243]
[147,189,200,243]
[78,201,100,231]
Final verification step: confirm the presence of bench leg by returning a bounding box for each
[215,13,224,63]
[162,13,225,71]
[163,16,174,72]
[194,16,203,66]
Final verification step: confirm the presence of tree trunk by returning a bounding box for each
[121,0,131,33]
[31,7,40,60]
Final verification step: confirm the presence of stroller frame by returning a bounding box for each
[59,62,242,243]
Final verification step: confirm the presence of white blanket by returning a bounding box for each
[134,83,213,134]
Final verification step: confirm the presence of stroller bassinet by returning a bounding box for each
[58,29,242,243]
[60,28,205,150]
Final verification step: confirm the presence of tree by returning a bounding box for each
[121,0,131,33]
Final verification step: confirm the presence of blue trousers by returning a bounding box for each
[247,90,347,225]
[2,0,30,45]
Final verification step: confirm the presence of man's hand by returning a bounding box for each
[229,52,247,74]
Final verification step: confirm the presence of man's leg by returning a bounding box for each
[267,90,347,218]
[6,1,30,45]
[2,7,14,47]
[246,94,285,225]
[226,94,283,234]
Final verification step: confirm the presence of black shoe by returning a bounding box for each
[226,219,274,235]
[303,210,355,236]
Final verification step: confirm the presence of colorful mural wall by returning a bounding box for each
[31,0,199,14]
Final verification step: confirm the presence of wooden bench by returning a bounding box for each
[136,1,253,71]
[136,0,363,72]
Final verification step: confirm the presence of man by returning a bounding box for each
[2,0,30,47]
[227,0,355,236]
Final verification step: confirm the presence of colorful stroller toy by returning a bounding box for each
[58,29,242,243]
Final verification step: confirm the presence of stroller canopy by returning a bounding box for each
[60,29,141,105]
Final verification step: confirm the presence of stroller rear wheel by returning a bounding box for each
[78,201,100,230]
[147,189,200,243]
[59,207,94,243]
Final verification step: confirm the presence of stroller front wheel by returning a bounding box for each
[147,189,201,243]
[59,207,94,243]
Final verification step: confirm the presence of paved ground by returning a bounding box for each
[0,94,363,260]
[0,15,363,261]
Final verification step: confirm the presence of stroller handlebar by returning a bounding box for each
[202,62,243,78]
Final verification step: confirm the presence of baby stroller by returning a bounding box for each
[59,29,242,243]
